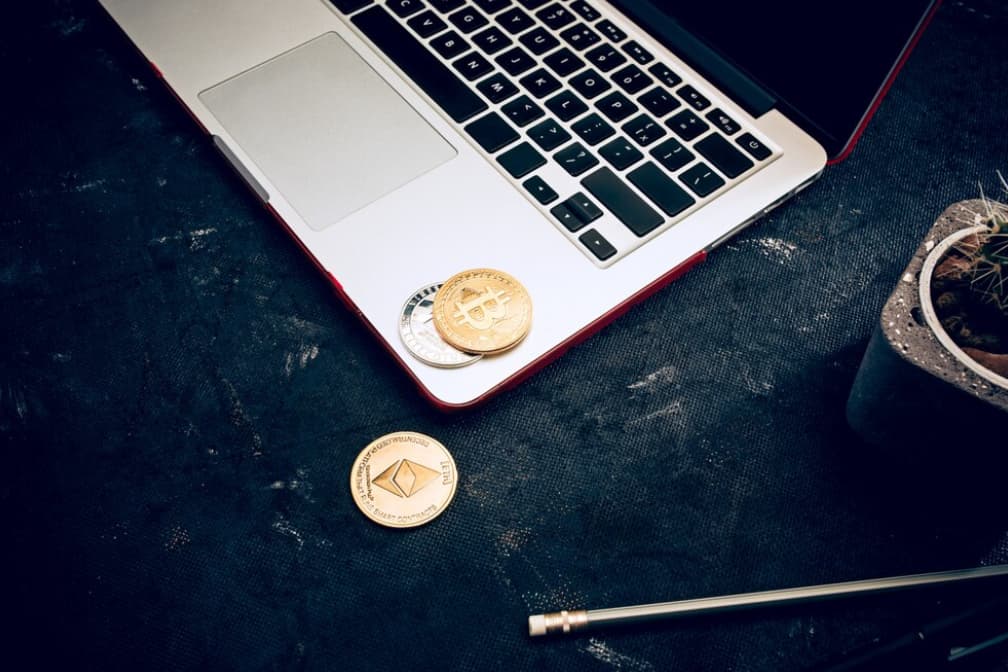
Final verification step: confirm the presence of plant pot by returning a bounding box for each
[847,199,1008,455]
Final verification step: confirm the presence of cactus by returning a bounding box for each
[932,175,1008,360]
[960,175,1008,313]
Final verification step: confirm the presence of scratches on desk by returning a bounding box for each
[751,237,799,264]
[51,14,86,38]
[497,526,532,555]
[725,235,799,265]
[282,344,320,378]
[148,226,219,252]
[271,514,305,550]
[626,365,678,392]
[162,525,191,552]
[66,177,108,194]
[580,638,655,672]
[219,374,264,458]
[625,365,688,429]
[0,382,31,426]
[266,467,315,503]
[488,521,587,615]
[624,400,685,429]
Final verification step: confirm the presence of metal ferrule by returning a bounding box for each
[528,610,589,637]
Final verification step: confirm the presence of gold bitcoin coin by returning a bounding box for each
[349,431,458,528]
[431,268,532,355]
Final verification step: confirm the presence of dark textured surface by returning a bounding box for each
[3,2,1008,670]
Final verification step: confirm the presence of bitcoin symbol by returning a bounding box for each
[453,286,510,330]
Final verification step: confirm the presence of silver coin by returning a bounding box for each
[399,283,482,368]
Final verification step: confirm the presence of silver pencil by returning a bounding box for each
[528,564,1008,636]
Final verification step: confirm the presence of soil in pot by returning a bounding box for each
[931,223,1008,377]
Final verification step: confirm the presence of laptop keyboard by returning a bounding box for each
[329,0,779,266]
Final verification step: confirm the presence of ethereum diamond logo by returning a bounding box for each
[371,459,440,498]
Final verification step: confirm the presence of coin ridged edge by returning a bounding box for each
[398,283,482,369]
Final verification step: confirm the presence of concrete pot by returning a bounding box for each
[846,199,1008,454]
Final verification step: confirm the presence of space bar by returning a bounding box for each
[352,6,488,123]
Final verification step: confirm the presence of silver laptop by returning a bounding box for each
[99,0,939,408]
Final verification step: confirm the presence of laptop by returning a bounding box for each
[98,0,940,408]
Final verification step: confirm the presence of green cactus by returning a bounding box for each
[933,176,1008,354]
[962,178,1008,313]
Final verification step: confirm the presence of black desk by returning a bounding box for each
[4,2,1008,670]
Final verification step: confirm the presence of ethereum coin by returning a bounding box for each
[349,431,458,528]
[399,283,482,369]
[431,268,533,355]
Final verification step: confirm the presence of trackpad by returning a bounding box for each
[199,32,457,231]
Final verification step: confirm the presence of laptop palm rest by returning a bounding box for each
[199,32,457,231]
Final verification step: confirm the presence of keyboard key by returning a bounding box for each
[570,68,611,98]
[519,27,559,55]
[523,175,558,204]
[581,166,662,236]
[565,192,603,222]
[639,87,679,118]
[622,40,653,64]
[329,0,374,14]
[472,26,513,53]
[474,0,511,13]
[527,118,571,151]
[627,162,695,216]
[408,10,448,37]
[579,229,617,260]
[428,0,463,12]
[536,3,576,29]
[496,7,535,33]
[679,162,725,197]
[572,113,615,145]
[648,62,682,88]
[495,46,536,75]
[612,64,652,94]
[551,203,583,231]
[706,108,740,135]
[599,136,643,170]
[477,72,519,102]
[465,112,520,152]
[519,68,562,98]
[736,132,772,160]
[430,30,470,58]
[649,137,693,171]
[666,109,708,141]
[694,133,753,178]
[498,142,546,178]
[596,19,626,42]
[595,91,637,122]
[517,0,548,8]
[677,84,710,110]
[502,94,544,126]
[555,142,599,176]
[353,8,486,122]
[545,90,588,121]
[622,113,665,146]
[560,23,601,51]
[543,47,584,77]
[571,1,600,21]
[585,44,626,72]
[388,0,426,18]
[449,6,488,32]
[453,51,494,81]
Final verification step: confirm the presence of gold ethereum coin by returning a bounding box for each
[431,268,533,355]
[349,431,458,528]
